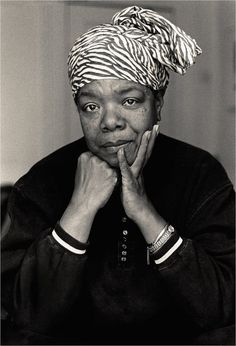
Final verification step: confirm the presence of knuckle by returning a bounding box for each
[100,161,110,171]
[80,152,89,160]
[107,167,115,175]
[91,155,100,164]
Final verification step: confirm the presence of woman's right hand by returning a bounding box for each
[71,152,118,212]
[60,152,118,242]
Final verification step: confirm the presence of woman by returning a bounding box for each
[2,6,234,345]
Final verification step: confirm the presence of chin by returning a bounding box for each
[103,153,135,168]
[102,156,120,168]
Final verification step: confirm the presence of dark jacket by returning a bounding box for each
[1,134,235,345]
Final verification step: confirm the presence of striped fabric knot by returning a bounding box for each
[68,6,202,99]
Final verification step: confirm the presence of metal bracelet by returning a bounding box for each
[148,225,175,254]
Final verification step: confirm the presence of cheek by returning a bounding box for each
[80,119,99,149]
[141,107,157,126]
[81,122,92,136]
[129,108,156,136]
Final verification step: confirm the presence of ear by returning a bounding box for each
[154,92,164,122]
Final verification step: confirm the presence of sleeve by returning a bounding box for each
[1,184,88,343]
[152,154,235,331]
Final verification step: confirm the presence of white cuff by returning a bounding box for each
[52,230,86,255]
[154,237,183,264]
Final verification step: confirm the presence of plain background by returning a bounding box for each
[1,0,235,186]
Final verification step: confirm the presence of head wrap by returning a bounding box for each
[68,6,202,99]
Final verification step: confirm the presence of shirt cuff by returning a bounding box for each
[152,229,183,264]
[52,223,88,255]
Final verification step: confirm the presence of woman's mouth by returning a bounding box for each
[102,140,132,154]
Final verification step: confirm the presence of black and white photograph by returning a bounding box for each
[1,1,235,345]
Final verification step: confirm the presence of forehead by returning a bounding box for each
[77,79,152,98]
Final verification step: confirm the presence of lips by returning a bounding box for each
[103,140,131,148]
[102,140,132,154]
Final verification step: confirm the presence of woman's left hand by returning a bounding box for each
[117,124,159,224]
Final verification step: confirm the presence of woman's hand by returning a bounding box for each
[60,152,118,242]
[71,152,118,212]
[117,124,166,243]
[117,125,158,219]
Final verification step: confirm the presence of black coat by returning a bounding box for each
[1,134,235,344]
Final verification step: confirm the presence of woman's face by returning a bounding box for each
[76,79,163,167]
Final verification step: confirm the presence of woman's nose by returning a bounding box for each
[100,105,126,132]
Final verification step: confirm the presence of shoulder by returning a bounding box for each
[150,133,233,198]
[149,134,234,231]
[157,133,215,164]
[13,137,87,205]
[156,133,229,176]
[30,137,86,173]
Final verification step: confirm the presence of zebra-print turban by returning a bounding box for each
[68,6,202,99]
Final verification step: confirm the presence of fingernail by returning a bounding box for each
[147,131,151,139]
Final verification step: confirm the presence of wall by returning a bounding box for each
[1,1,74,183]
[1,0,235,185]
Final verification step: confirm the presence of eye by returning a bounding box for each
[123,98,139,107]
[83,103,99,112]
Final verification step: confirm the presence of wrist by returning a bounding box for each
[132,201,166,244]
[60,202,97,243]
[149,225,183,265]
[52,222,89,254]
[69,197,99,217]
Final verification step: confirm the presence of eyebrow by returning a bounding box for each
[114,87,144,95]
[78,91,98,98]
[77,85,145,100]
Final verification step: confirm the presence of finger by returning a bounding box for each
[117,147,132,181]
[131,130,151,178]
[145,124,160,163]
